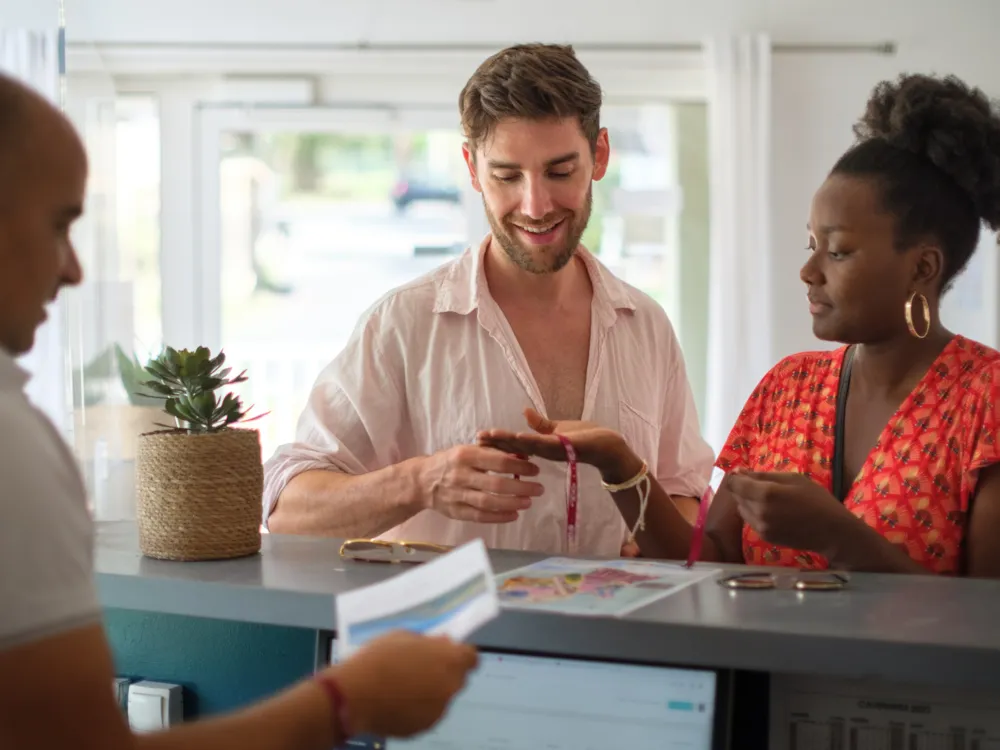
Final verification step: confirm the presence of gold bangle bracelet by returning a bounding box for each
[601,461,649,493]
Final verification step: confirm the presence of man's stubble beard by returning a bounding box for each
[484,185,593,275]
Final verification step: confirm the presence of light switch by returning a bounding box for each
[129,693,164,732]
[127,681,183,732]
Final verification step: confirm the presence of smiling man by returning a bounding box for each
[263,44,713,556]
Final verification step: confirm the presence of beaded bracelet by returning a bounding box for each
[600,461,650,546]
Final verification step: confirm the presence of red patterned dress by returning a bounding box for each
[716,335,1000,574]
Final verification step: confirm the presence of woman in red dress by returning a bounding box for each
[479,73,1000,576]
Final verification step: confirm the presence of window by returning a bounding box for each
[197,103,709,461]
[590,103,710,418]
[211,125,470,459]
[66,90,162,518]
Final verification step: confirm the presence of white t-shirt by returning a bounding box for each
[0,350,101,650]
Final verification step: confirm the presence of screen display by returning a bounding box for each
[329,641,718,750]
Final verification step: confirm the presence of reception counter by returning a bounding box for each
[95,521,1000,745]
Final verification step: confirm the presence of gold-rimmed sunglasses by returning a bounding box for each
[718,571,849,591]
[339,539,452,564]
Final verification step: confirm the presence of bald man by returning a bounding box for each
[0,73,477,750]
[0,79,85,354]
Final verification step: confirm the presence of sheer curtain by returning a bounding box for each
[0,29,68,433]
[703,34,774,454]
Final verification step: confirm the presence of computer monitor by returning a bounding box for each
[322,636,729,750]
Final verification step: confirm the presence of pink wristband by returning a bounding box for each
[315,673,352,743]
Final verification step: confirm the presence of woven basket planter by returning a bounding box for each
[136,427,263,561]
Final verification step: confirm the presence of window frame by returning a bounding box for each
[66,44,710,358]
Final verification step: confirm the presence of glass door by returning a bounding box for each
[196,106,476,459]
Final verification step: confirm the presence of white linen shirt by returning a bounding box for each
[263,236,713,556]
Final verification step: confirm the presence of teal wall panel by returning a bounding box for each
[104,608,318,717]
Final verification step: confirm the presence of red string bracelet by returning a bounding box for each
[315,672,352,744]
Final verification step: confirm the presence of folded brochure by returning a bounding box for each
[335,538,500,657]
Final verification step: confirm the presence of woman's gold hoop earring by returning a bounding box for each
[905,292,931,339]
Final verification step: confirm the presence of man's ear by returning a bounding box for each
[462,142,482,193]
[591,128,610,181]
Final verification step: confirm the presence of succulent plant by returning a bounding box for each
[139,346,263,433]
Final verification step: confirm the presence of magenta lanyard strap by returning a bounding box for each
[555,434,579,550]
[685,484,713,568]
[544,433,709,562]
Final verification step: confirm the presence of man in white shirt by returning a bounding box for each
[0,78,93,652]
[265,44,714,556]
[0,71,476,750]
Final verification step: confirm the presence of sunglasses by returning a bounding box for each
[717,571,849,591]
[338,539,452,564]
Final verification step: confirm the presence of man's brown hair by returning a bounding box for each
[459,43,603,156]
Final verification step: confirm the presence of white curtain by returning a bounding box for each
[0,29,67,433]
[703,34,773,455]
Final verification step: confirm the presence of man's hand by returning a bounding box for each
[417,445,544,524]
[332,631,478,738]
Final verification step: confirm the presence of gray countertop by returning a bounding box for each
[95,522,1000,690]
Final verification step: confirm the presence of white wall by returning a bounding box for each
[765,1,1000,356]
[56,0,1000,357]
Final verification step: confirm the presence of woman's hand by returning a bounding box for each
[476,408,640,481]
[726,471,860,554]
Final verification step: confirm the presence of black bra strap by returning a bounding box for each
[832,346,855,503]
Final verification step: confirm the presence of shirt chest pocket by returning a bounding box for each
[618,400,660,475]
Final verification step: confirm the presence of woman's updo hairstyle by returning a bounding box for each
[832,73,1000,290]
